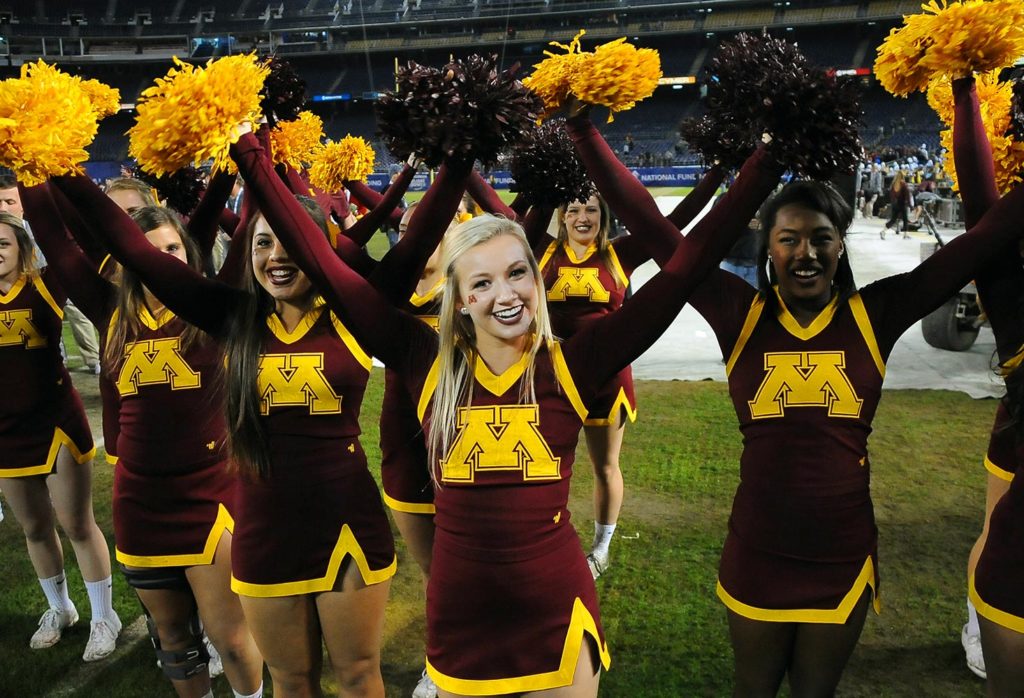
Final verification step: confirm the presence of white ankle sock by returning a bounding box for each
[85,576,115,623]
[966,598,981,637]
[234,683,264,698]
[39,572,73,611]
[591,523,616,558]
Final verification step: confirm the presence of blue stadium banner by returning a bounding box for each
[367,167,703,192]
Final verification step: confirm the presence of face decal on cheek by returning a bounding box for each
[467,294,477,304]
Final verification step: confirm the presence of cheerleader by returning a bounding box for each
[47,148,429,696]
[946,74,1024,695]
[227,122,783,696]
[21,187,264,698]
[0,209,119,662]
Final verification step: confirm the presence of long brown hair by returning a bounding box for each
[224,196,328,480]
[553,194,622,288]
[103,207,205,376]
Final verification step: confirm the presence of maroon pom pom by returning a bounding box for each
[376,55,542,168]
[260,55,307,126]
[509,119,593,207]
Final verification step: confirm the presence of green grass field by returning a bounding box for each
[0,197,995,696]
[1,350,995,696]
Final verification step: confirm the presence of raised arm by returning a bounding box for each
[865,179,1024,353]
[368,158,472,305]
[48,184,108,268]
[466,171,518,220]
[343,164,416,245]
[49,174,238,336]
[563,146,784,401]
[565,113,683,266]
[952,75,1022,362]
[230,130,432,367]
[666,165,726,230]
[522,203,555,250]
[19,183,113,324]
[186,169,237,259]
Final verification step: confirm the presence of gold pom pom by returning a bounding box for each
[308,136,376,193]
[939,75,1024,195]
[571,37,662,122]
[523,30,587,112]
[0,61,118,186]
[80,78,121,118]
[927,71,1010,128]
[876,0,1024,97]
[270,111,325,170]
[128,54,270,177]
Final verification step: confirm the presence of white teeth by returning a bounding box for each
[494,306,522,319]
[793,270,818,277]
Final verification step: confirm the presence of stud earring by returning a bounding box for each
[459,307,470,315]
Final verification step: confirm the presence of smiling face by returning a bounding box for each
[0,223,22,286]
[250,216,313,307]
[562,195,604,250]
[767,203,844,311]
[454,233,538,350]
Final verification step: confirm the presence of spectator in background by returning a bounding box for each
[379,164,408,248]
[882,170,911,239]
[861,163,884,219]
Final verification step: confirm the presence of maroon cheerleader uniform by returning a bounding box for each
[48,161,401,597]
[948,75,1024,631]
[0,269,93,477]
[107,309,234,568]
[379,281,442,514]
[686,170,1024,622]
[232,128,784,692]
[20,185,236,568]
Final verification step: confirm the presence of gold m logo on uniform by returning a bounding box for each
[117,337,201,396]
[0,309,46,348]
[547,268,610,303]
[441,404,561,483]
[258,353,341,415]
[748,351,863,419]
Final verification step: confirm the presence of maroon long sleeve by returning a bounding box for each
[367,159,471,306]
[522,204,555,250]
[565,115,684,268]
[185,169,236,259]
[47,184,108,269]
[228,131,435,370]
[51,174,242,337]
[666,165,726,230]
[18,183,113,325]
[949,76,1024,363]
[343,164,416,244]
[562,146,785,402]
[466,171,518,220]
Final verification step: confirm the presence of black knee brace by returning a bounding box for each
[120,564,191,592]
[143,605,210,681]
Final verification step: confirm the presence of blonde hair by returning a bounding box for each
[427,215,555,477]
[0,212,38,277]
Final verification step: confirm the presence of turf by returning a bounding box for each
[0,360,995,696]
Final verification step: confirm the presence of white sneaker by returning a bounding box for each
[587,552,609,580]
[412,668,438,698]
[30,604,79,649]
[962,623,986,679]
[204,634,223,678]
[83,612,122,662]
